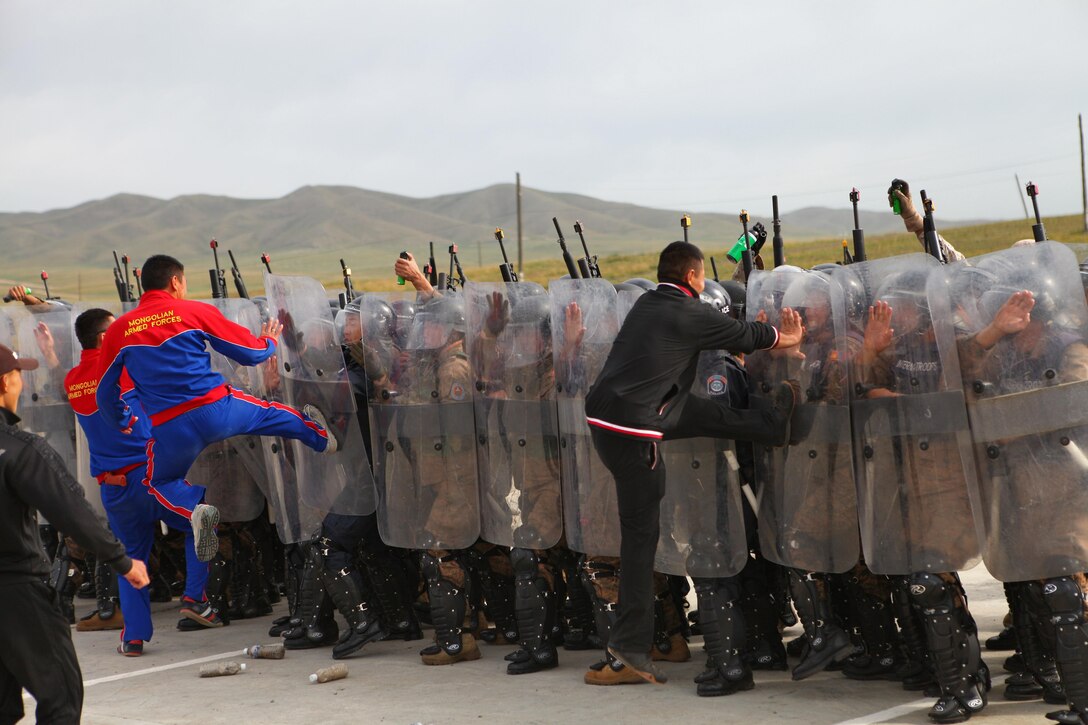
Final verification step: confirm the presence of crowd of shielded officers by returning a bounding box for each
[5,178,1088,725]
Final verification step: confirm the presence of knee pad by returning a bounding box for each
[1043,577,1088,625]
[908,571,954,613]
[510,547,542,579]
[694,576,740,603]
[421,551,465,589]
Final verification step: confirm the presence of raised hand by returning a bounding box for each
[776,308,805,349]
[564,302,586,348]
[863,301,895,355]
[991,290,1035,336]
[486,291,510,336]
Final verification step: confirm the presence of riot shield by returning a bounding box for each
[15,304,80,480]
[655,350,749,578]
[185,299,268,523]
[832,253,981,575]
[235,299,323,544]
[363,291,480,550]
[550,278,622,556]
[264,275,376,520]
[956,242,1088,581]
[464,282,562,550]
[744,268,859,574]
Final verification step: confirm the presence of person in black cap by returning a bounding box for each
[0,342,149,725]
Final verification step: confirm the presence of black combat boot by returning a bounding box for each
[1042,577,1088,724]
[694,578,755,697]
[788,570,854,680]
[507,548,558,674]
[420,552,480,665]
[909,573,987,724]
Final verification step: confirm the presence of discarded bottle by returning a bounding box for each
[309,664,348,684]
[244,643,285,660]
[199,662,246,678]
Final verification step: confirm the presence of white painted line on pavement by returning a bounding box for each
[83,649,243,687]
[23,649,241,700]
[831,696,934,725]
[831,674,1008,725]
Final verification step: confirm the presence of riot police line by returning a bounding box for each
[6,231,1088,722]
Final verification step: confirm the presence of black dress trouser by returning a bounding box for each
[0,580,83,725]
[590,395,783,656]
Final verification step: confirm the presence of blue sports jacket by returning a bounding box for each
[96,290,276,430]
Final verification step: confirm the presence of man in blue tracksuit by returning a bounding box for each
[95,255,334,564]
[65,308,216,655]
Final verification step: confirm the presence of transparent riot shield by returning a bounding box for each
[264,275,376,521]
[464,282,562,550]
[15,305,80,479]
[956,242,1088,581]
[362,291,480,550]
[228,299,321,544]
[832,253,982,576]
[655,350,748,578]
[182,298,268,522]
[745,268,859,574]
[550,278,622,556]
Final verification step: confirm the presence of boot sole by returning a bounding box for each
[607,647,668,685]
[584,673,646,686]
[697,678,756,697]
[507,659,558,675]
[332,629,387,660]
[791,640,856,681]
[180,608,224,628]
[421,648,482,665]
[193,506,220,563]
[1003,688,1044,702]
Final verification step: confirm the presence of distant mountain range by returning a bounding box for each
[0,184,990,282]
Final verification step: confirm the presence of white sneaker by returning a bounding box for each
[190,504,220,563]
[302,404,338,454]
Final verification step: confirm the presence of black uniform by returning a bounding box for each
[1,406,133,725]
[585,281,784,659]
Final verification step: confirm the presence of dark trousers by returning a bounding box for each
[0,580,83,725]
[591,396,783,655]
[591,428,666,655]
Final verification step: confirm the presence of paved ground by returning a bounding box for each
[18,566,1063,725]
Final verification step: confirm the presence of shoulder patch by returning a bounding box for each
[707,374,727,396]
[449,382,467,401]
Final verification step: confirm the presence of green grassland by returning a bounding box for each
[6,214,1087,302]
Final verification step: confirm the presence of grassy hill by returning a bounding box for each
[4,213,1083,303]
[1,183,997,300]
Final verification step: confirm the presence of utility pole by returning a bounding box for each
[1080,113,1087,232]
[1015,173,1029,219]
[516,172,524,275]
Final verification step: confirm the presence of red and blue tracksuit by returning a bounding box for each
[95,290,328,516]
[66,348,209,643]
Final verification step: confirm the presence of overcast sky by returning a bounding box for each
[2,1,1086,219]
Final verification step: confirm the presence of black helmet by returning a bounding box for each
[509,290,552,337]
[700,279,731,314]
[613,282,644,295]
[407,293,465,349]
[358,295,396,343]
[390,298,416,346]
[624,278,656,292]
[719,280,746,319]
